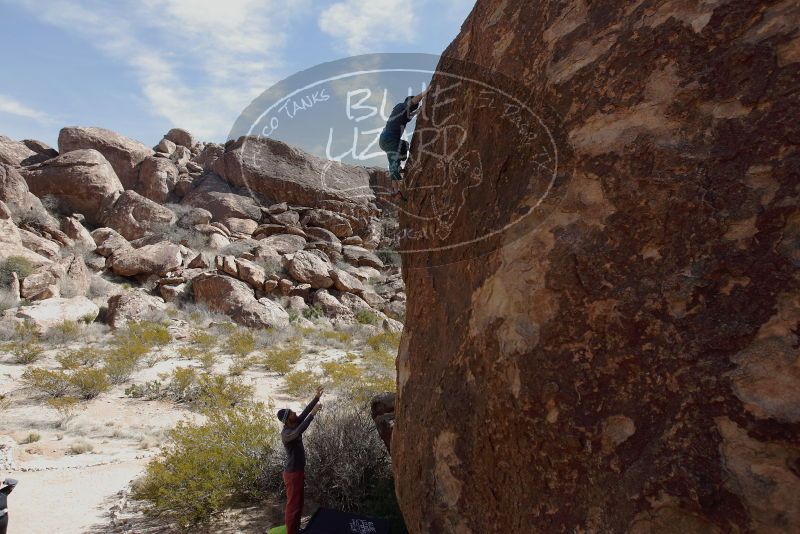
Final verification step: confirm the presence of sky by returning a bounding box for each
[0,0,475,148]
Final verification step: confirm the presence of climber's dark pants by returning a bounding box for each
[379,135,409,181]
[0,513,8,534]
[283,470,304,534]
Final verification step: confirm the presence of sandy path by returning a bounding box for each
[4,459,148,534]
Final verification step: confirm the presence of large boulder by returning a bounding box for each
[0,218,51,267]
[100,190,176,240]
[136,156,179,203]
[0,136,43,166]
[21,149,123,225]
[6,296,99,331]
[258,233,306,255]
[91,227,131,257]
[191,273,289,328]
[342,245,384,269]
[213,136,378,222]
[302,209,353,238]
[58,126,153,189]
[0,163,57,228]
[164,128,194,149]
[393,2,800,533]
[181,174,261,222]
[106,291,167,329]
[286,250,334,289]
[110,241,182,277]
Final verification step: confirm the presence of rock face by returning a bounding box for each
[0,163,57,229]
[7,296,99,331]
[58,126,153,189]
[192,273,289,329]
[106,291,167,329]
[214,136,378,222]
[100,190,175,240]
[21,149,123,225]
[111,241,182,277]
[181,174,261,222]
[393,2,800,533]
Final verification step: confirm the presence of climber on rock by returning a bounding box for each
[277,386,323,534]
[379,86,431,201]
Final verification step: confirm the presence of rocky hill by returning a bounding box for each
[394,1,800,533]
[0,127,405,333]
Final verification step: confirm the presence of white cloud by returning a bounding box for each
[319,0,416,55]
[6,0,309,140]
[0,94,53,124]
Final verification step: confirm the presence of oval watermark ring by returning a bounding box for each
[229,53,565,266]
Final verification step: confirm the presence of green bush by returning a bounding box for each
[0,256,35,286]
[132,403,278,525]
[189,330,216,350]
[301,402,401,524]
[6,321,43,364]
[103,349,142,384]
[366,331,401,352]
[69,368,110,399]
[57,347,104,370]
[283,370,319,398]
[302,303,325,320]
[113,320,171,359]
[225,329,256,357]
[21,368,72,397]
[228,356,253,376]
[261,345,302,375]
[47,320,82,344]
[354,309,381,325]
[126,369,253,411]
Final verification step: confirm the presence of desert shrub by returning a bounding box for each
[225,329,256,357]
[302,303,325,320]
[318,329,351,346]
[125,380,165,401]
[322,361,364,391]
[69,368,110,399]
[21,368,72,397]
[189,329,216,350]
[6,321,43,364]
[302,402,394,513]
[283,370,319,398]
[20,432,41,444]
[261,345,302,375]
[354,309,381,326]
[103,349,142,384]
[366,331,401,352]
[126,370,253,410]
[67,439,94,455]
[57,347,103,369]
[0,256,35,286]
[45,320,82,345]
[113,320,171,360]
[228,356,254,376]
[47,396,78,427]
[197,352,216,371]
[132,403,278,525]
[177,346,200,360]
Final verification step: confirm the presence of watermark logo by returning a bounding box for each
[230,53,562,266]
